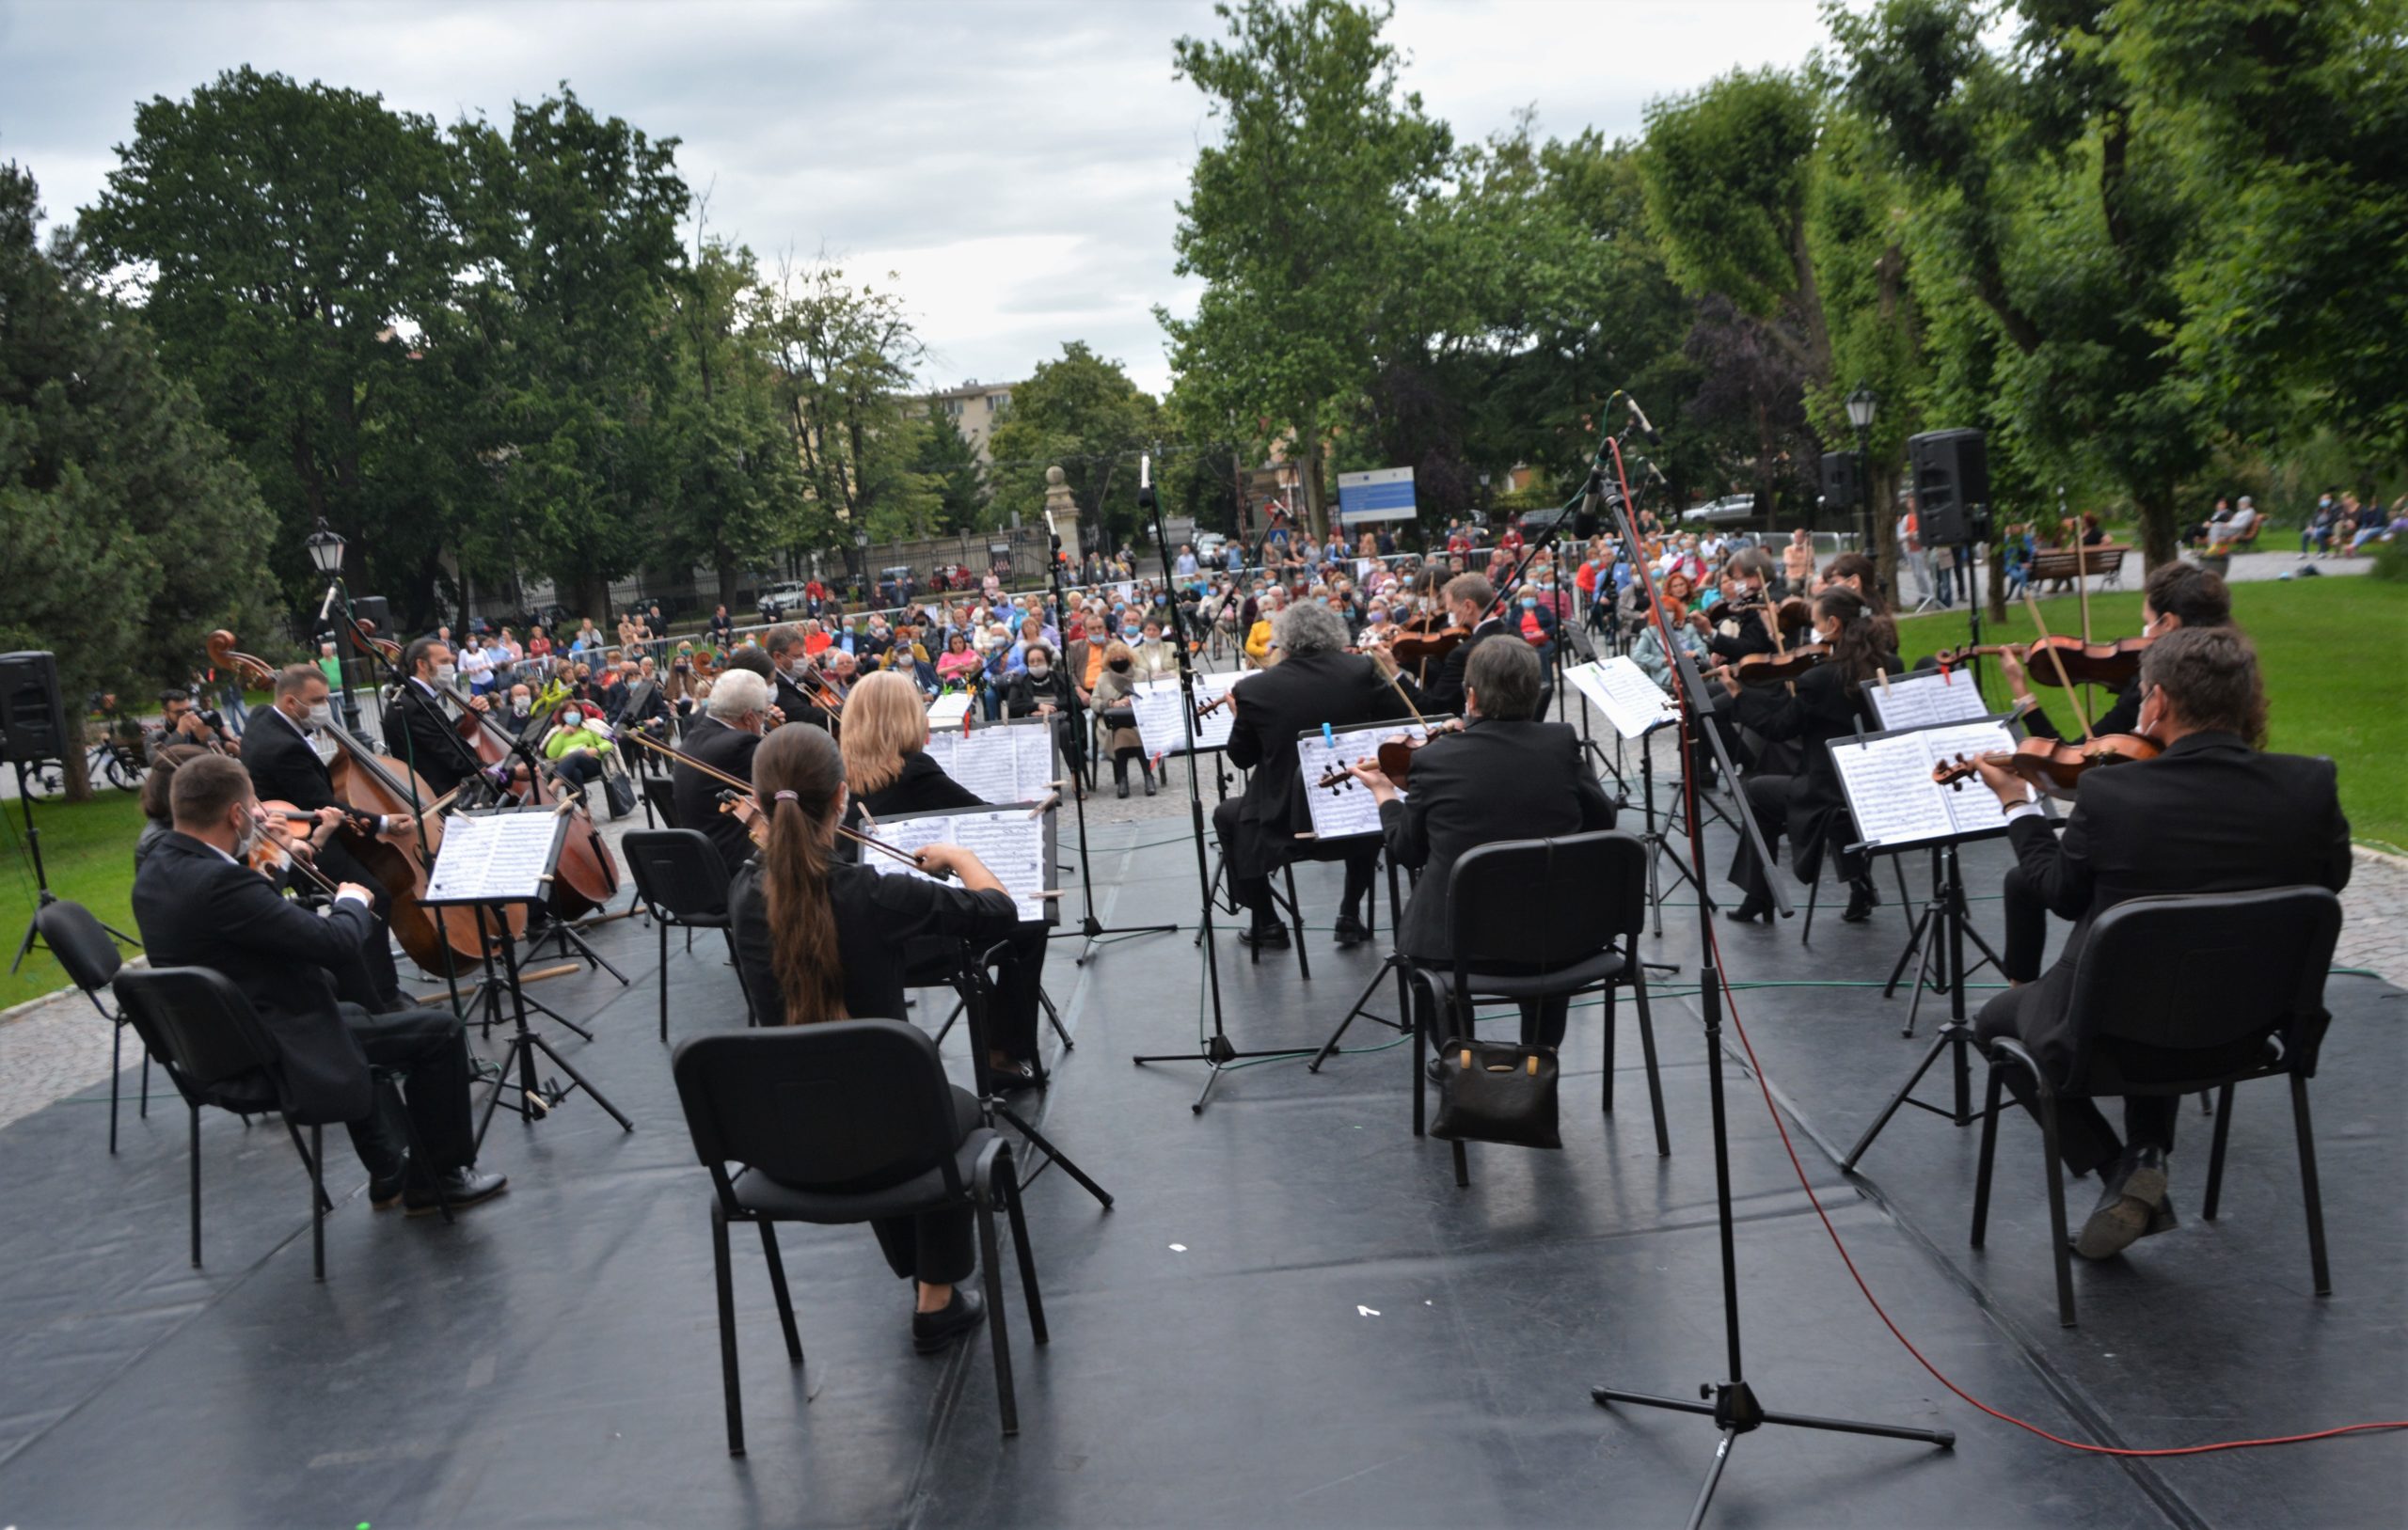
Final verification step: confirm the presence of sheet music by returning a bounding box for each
[423,811,561,903]
[1295,718,1440,841]
[924,722,1055,803]
[1828,717,2023,850]
[866,807,1053,923]
[1565,656,1680,740]
[926,691,974,730]
[1133,671,1240,756]
[1863,669,1992,731]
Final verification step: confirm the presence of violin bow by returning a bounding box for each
[2020,591,2094,740]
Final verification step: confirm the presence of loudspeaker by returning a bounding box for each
[1819,450,1858,507]
[0,651,69,765]
[350,595,391,636]
[1909,428,1989,545]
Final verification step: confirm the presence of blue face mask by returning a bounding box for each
[1520,597,1538,610]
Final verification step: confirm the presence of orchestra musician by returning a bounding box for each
[1719,587,1899,924]
[131,753,505,1216]
[1967,627,2351,1260]
[1215,601,1398,950]
[1391,572,1505,718]
[764,625,836,732]
[1995,563,2235,985]
[384,638,493,797]
[241,663,420,1008]
[1348,639,1616,1053]
[726,723,1017,1354]
[672,668,775,880]
[840,670,1052,1086]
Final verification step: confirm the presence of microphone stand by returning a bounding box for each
[1129,471,1317,1112]
[1043,529,1176,966]
[1583,428,1952,1525]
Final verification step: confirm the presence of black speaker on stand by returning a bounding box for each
[1818,450,1858,511]
[1909,428,1992,686]
[2,651,131,970]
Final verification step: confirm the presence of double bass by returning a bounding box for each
[206,630,515,969]
[424,673,621,920]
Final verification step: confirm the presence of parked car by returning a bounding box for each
[1681,496,1759,528]
[761,580,813,615]
[1194,532,1228,560]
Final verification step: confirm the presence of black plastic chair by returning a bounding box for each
[623,829,749,1042]
[1408,830,1671,1185]
[671,1022,1047,1455]
[1970,887,2343,1328]
[35,899,147,1153]
[111,967,449,1280]
[638,773,680,829]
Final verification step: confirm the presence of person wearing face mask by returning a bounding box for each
[1087,639,1155,797]
[241,663,419,1006]
[1967,628,2350,1262]
[1716,587,1899,925]
[1003,642,1088,788]
[132,753,507,1217]
[763,625,835,732]
[383,638,493,797]
[673,668,778,878]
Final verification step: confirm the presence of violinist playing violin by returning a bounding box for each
[241,664,420,1009]
[1348,639,1614,1056]
[1994,563,2234,986]
[673,668,775,880]
[1388,572,1504,718]
[1968,627,2350,1263]
[1719,587,1898,925]
[131,754,506,1217]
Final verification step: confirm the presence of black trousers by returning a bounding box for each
[337,1003,477,1191]
[1212,800,1375,927]
[1727,775,1862,907]
[988,924,1051,1064]
[865,1087,980,1286]
[314,840,402,1003]
[1973,983,2178,1176]
[2002,863,2048,983]
[1108,745,1154,782]
[1409,966,1570,1050]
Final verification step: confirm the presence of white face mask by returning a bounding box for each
[230,810,261,860]
[434,663,458,686]
[306,701,334,731]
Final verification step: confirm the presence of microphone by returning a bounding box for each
[318,579,341,623]
[1625,396,1661,445]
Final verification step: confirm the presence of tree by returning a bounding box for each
[910,411,987,533]
[987,341,1162,550]
[757,257,933,546]
[1161,0,1452,538]
[2,163,277,799]
[77,67,467,622]
[451,88,691,622]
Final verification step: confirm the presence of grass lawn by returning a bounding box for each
[1,786,149,1010]
[1893,576,2407,851]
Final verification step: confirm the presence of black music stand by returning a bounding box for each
[421,808,632,1146]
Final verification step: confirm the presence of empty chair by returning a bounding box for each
[35,898,147,1153]
[623,828,751,1042]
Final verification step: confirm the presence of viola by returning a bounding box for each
[1316,718,1465,793]
[1931,733,2163,798]
[1931,635,2151,689]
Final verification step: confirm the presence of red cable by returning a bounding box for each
[1596,434,2406,1459]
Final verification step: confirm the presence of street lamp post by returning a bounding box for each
[1845,385,1878,557]
[303,519,354,720]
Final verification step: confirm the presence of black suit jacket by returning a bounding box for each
[1224,648,1405,878]
[1379,719,1616,960]
[1396,619,1503,718]
[131,832,378,1123]
[672,715,765,879]
[382,682,483,796]
[2021,682,2142,744]
[773,670,835,732]
[242,703,344,813]
[2004,732,2352,1080]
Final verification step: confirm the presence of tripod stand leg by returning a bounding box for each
[990,1101,1113,1209]
[526,1029,634,1131]
[1308,954,1405,1072]
[1840,1024,1969,1173]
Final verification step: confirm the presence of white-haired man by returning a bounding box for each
[673,667,774,877]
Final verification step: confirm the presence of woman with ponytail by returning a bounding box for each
[1717,586,1900,924]
[726,723,1022,1353]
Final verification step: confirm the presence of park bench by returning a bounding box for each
[2029,543,2129,590]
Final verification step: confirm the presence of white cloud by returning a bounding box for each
[0,0,1839,399]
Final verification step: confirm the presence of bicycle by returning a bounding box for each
[24,737,147,798]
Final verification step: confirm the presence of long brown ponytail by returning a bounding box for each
[752,724,848,1026]
[1815,587,1886,686]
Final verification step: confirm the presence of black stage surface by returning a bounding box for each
[2,799,2402,1527]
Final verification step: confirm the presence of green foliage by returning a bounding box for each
[1160,0,1451,535]
[2370,534,2408,585]
[1,160,278,799]
[910,410,988,534]
[988,341,1163,549]
[756,258,934,544]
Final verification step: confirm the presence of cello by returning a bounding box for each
[206,630,515,969]
[427,678,621,919]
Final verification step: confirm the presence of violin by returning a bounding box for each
[1713,645,1830,686]
[1386,615,1465,670]
[1930,733,2163,799]
[1316,718,1465,793]
[1931,635,2151,689]
[250,798,341,896]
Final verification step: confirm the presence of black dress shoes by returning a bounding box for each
[1843,876,1879,923]
[1143,773,1157,797]
[1333,915,1371,947]
[1728,894,1773,924]
[1237,923,1290,950]
[370,1155,410,1210]
[2073,1145,2168,1260]
[912,1287,987,1355]
[1116,780,1130,799]
[404,1166,509,1218]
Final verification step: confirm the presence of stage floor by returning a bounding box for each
[1,795,2401,1528]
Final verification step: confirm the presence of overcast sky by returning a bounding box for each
[0,0,1836,397]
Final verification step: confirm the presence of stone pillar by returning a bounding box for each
[1043,465,1081,559]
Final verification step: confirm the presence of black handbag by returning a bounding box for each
[1429,1036,1561,1149]
[1099,706,1137,730]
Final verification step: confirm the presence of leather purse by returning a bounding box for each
[1429,1036,1561,1150]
